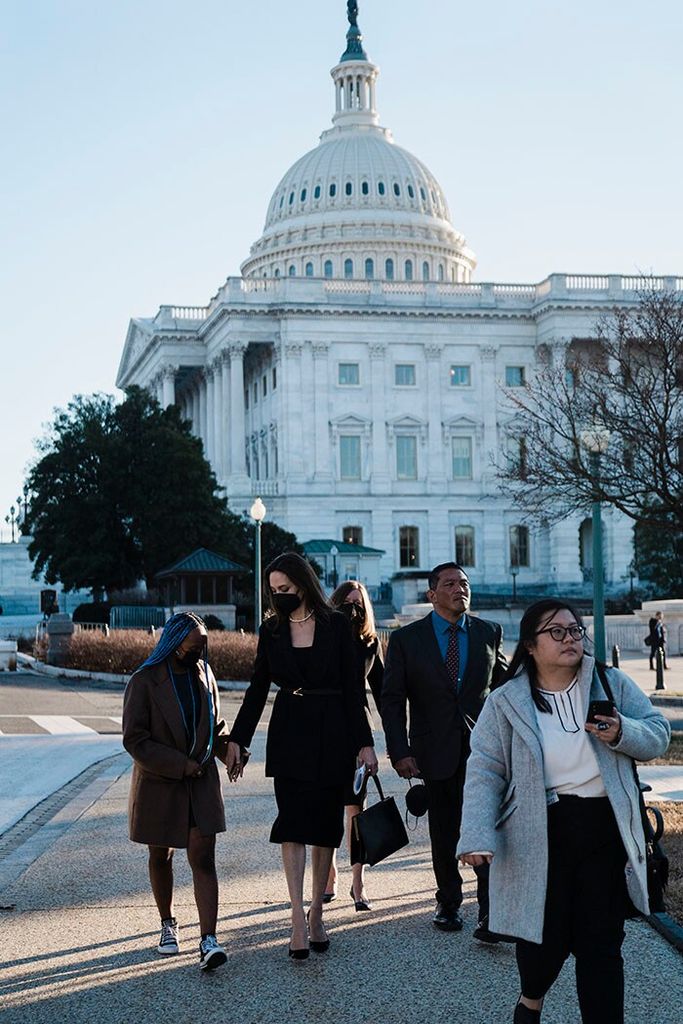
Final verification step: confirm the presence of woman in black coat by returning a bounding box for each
[227,553,378,960]
[325,580,384,910]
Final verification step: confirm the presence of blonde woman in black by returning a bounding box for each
[324,580,384,910]
[227,553,377,959]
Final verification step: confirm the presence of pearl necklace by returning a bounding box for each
[289,608,315,623]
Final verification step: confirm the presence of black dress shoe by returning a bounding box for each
[288,946,310,960]
[513,999,541,1022]
[306,910,330,952]
[322,890,337,904]
[350,886,372,912]
[473,916,507,944]
[432,903,464,931]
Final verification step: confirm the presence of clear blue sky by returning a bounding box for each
[1,0,681,532]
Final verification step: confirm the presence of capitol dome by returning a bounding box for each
[241,7,476,284]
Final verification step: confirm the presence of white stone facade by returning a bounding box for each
[115,13,680,600]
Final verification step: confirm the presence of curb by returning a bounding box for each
[650,695,683,708]
[646,911,683,954]
[17,653,250,691]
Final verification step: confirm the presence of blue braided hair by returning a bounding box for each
[138,611,207,670]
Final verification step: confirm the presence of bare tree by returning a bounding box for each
[495,288,683,531]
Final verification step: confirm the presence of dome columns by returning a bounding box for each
[331,60,380,129]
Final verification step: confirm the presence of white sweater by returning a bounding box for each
[535,677,606,798]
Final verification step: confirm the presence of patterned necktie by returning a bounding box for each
[445,624,460,690]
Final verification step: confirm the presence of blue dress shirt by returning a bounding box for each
[431,610,469,689]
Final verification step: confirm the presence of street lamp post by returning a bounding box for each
[510,563,519,604]
[250,497,267,629]
[4,505,18,543]
[580,427,611,663]
[330,544,339,589]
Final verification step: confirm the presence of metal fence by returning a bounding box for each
[110,606,166,630]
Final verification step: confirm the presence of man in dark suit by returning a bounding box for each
[381,562,507,938]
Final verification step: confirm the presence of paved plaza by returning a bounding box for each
[0,673,682,1024]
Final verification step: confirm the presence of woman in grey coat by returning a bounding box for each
[457,599,669,1024]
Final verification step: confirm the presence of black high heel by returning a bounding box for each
[513,997,542,1022]
[306,910,330,953]
[350,885,372,912]
[288,946,310,960]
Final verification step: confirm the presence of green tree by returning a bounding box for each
[25,387,305,597]
[634,513,683,597]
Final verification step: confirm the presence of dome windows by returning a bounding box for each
[377,181,386,196]
[279,195,284,209]
[420,186,427,202]
[438,263,445,281]
[345,181,353,196]
[288,191,294,205]
[288,265,296,276]
[329,183,337,197]
[422,261,430,282]
[407,184,415,199]
[305,262,314,277]
[361,181,369,196]
[274,268,281,278]
[344,258,354,279]
[393,183,401,197]
[365,258,374,279]
[314,185,321,199]
[324,260,333,278]
[385,258,394,281]
[405,259,413,281]
[300,188,307,202]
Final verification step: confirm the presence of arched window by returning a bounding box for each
[393,182,401,197]
[422,261,430,281]
[314,184,321,199]
[344,258,354,279]
[361,181,369,195]
[300,188,307,202]
[404,259,413,281]
[274,268,280,278]
[419,186,427,202]
[407,184,415,198]
[324,260,333,278]
[329,183,337,197]
[438,264,444,282]
[345,181,353,196]
[288,265,296,277]
[385,258,394,281]
[365,258,374,279]
[288,191,294,205]
[279,195,284,208]
[377,181,386,196]
[305,262,314,277]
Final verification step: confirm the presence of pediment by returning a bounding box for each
[116,319,154,387]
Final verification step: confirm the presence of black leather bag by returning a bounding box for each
[351,775,409,866]
[595,663,669,914]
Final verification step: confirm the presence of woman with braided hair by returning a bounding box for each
[123,611,239,971]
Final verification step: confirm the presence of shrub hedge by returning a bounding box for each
[58,629,258,680]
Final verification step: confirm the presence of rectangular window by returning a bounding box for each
[449,364,471,387]
[338,362,360,386]
[244,388,249,411]
[451,436,473,479]
[394,363,416,386]
[262,374,267,397]
[508,436,528,479]
[272,366,277,389]
[509,525,530,568]
[339,435,361,479]
[505,365,526,387]
[342,526,363,545]
[253,382,258,404]
[396,435,417,479]
[399,525,419,567]
[455,526,475,567]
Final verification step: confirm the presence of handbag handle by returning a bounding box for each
[366,773,386,802]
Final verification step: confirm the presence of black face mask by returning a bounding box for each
[405,782,429,818]
[272,593,302,617]
[340,602,366,627]
[176,648,202,668]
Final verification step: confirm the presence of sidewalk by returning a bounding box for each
[0,731,681,1024]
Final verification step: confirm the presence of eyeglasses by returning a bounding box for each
[535,625,586,642]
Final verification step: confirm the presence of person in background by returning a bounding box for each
[227,553,378,960]
[648,610,668,671]
[122,611,237,971]
[324,580,384,910]
[381,562,507,940]
[458,599,670,1024]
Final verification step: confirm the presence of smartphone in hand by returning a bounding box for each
[586,699,614,725]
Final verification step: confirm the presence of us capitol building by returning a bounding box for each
[116,4,665,601]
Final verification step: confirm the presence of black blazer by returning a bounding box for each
[381,612,507,781]
[230,610,374,784]
[357,634,384,714]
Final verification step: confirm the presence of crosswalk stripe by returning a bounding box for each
[29,716,99,735]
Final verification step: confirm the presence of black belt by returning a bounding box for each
[279,687,343,697]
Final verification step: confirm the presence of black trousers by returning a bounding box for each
[649,643,668,670]
[516,795,627,1024]
[423,757,489,918]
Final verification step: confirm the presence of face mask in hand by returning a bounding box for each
[272,592,302,617]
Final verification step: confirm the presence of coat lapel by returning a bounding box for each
[497,675,545,772]
[460,614,484,693]
[149,662,188,752]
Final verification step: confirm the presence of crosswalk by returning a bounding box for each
[0,715,122,736]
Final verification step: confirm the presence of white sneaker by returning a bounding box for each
[157,917,180,955]
[199,934,227,971]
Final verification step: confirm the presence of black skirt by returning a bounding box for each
[270,777,345,848]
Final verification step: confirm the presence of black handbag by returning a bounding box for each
[351,774,409,866]
[595,664,669,914]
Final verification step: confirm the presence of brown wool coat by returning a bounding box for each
[122,660,230,849]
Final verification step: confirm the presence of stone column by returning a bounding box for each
[312,342,332,484]
[205,366,216,467]
[221,351,231,478]
[192,384,200,439]
[425,344,446,490]
[480,346,498,486]
[301,343,316,479]
[154,374,164,406]
[161,365,176,407]
[369,343,390,493]
[198,372,208,454]
[229,341,249,487]
[281,339,305,484]
[211,359,223,481]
